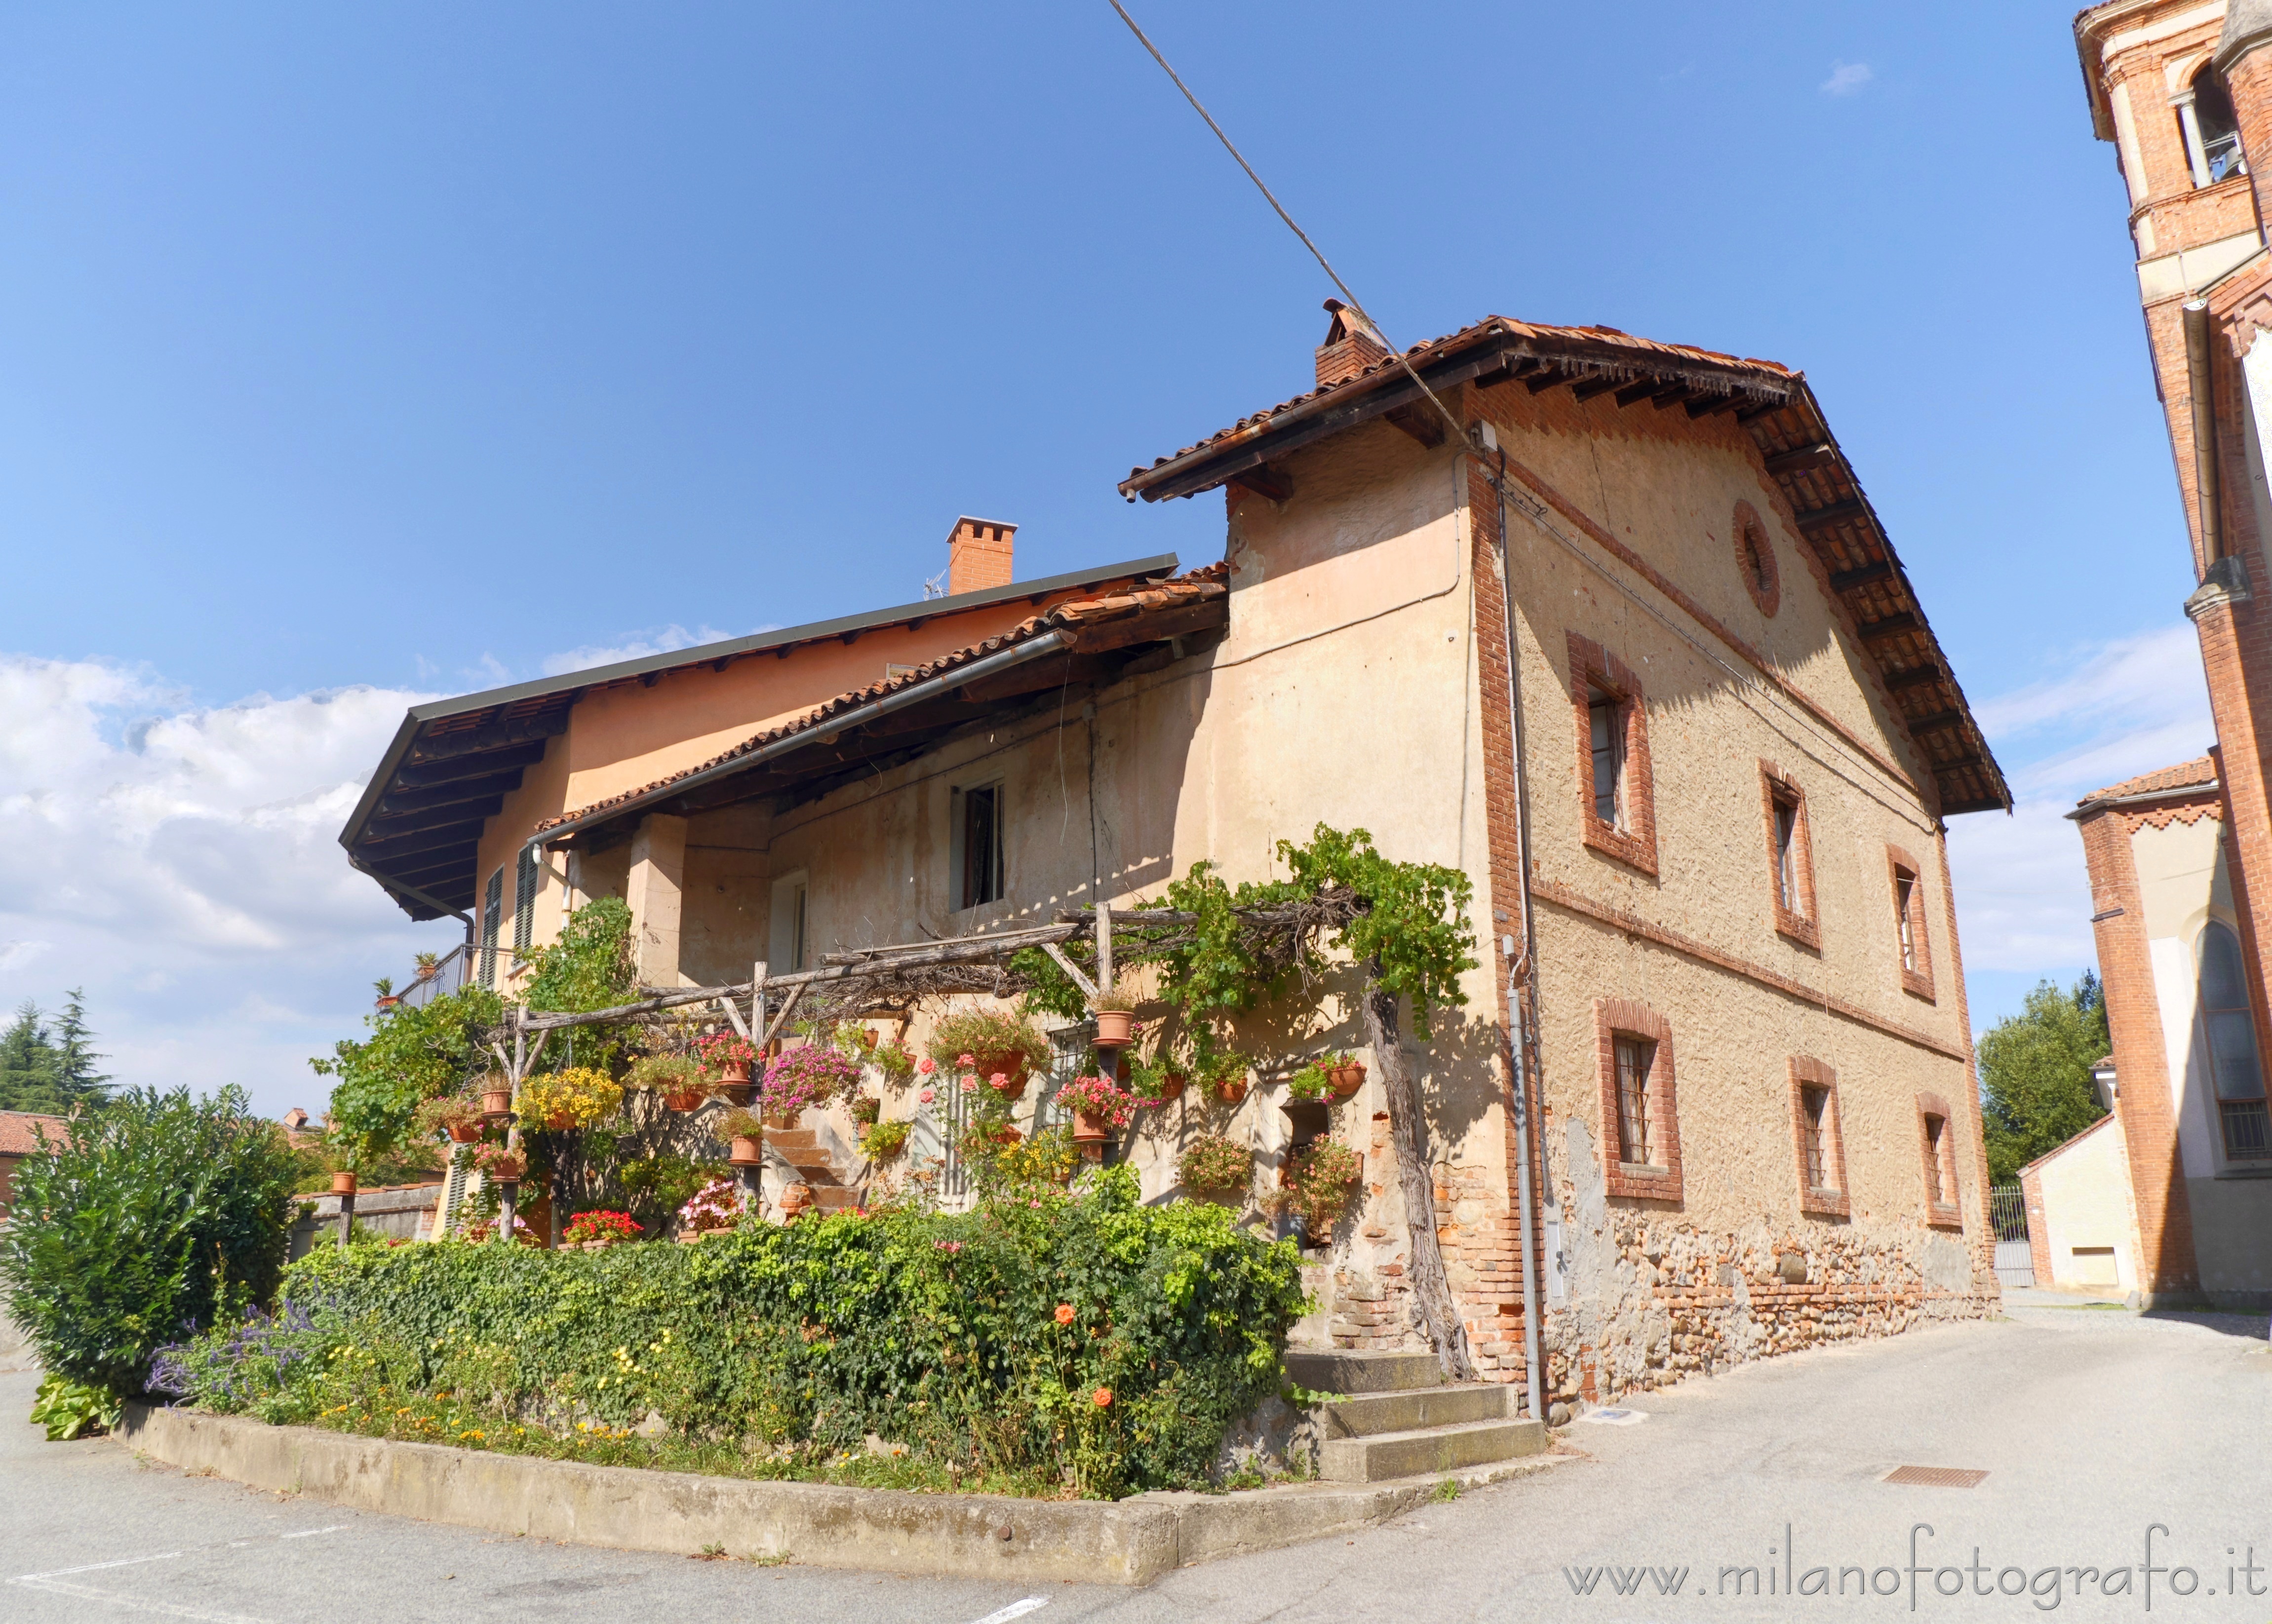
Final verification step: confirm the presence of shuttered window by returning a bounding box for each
[478,867,504,988]
[513,845,541,956]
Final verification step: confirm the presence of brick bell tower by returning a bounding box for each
[2075,0,2272,1296]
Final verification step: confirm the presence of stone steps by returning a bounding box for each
[764,1126,862,1210]
[1288,1349,1545,1483]
[1318,1417,1547,1483]
[1284,1349,1445,1394]
[1318,1382,1514,1438]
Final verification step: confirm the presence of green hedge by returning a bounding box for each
[0,1085,299,1397]
[177,1169,1304,1497]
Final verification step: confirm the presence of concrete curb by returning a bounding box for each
[118,1405,1557,1585]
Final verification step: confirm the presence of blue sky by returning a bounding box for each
[0,2,2210,1113]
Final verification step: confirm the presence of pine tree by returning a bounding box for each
[48,990,110,1103]
[1979,971,2112,1183]
[0,1002,60,1114]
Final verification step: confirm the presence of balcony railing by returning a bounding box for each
[395,943,474,1010]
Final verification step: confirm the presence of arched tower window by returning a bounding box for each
[2198,921,2270,1159]
[2180,63,2248,189]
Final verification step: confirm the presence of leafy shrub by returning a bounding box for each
[29,1374,120,1440]
[311,985,505,1167]
[184,1169,1303,1497]
[563,1210,642,1246]
[618,1154,724,1234]
[623,1054,703,1093]
[0,1086,300,1397]
[1179,1133,1252,1195]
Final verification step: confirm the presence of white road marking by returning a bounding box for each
[15,1551,181,1582]
[277,1526,342,1539]
[967,1599,1051,1624]
[8,1576,273,1623]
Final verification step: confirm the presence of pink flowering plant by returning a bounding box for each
[675,1175,748,1234]
[694,1032,758,1080]
[761,1044,861,1117]
[1056,1074,1136,1129]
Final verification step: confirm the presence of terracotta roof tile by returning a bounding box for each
[535,563,1230,836]
[0,1111,70,1156]
[1127,315,1797,480]
[2079,756,2217,806]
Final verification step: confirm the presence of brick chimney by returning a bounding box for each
[946,516,1016,595]
[1315,298,1389,387]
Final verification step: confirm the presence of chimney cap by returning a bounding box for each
[947,515,1019,538]
[1322,298,1388,349]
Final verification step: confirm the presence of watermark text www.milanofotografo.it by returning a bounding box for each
[1561,1525,2266,1611]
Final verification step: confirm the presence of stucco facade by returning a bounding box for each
[349,318,2005,1408]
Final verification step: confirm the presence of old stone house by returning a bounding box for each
[2070,0,2272,1307]
[345,311,2006,1405]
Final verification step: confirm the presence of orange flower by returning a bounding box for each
[1093,1387,1113,1408]
[1054,1304,1075,1326]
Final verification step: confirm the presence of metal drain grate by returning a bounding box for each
[1884,1466,1988,1488]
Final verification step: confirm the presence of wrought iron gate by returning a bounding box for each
[1989,1183,2034,1288]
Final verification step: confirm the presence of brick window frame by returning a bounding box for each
[1760,761,1819,950]
[1732,499,1781,617]
[1595,998,1682,1202]
[1789,1057,1850,1219]
[1568,632,1658,877]
[1886,844,1937,1003]
[1915,1090,1962,1229]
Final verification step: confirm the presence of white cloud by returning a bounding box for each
[540,623,780,677]
[1946,624,2214,976]
[0,656,459,1121]
[1820,61,1873,96]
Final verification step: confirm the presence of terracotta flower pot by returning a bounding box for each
[1073,1110,1111,1144]
[446,1122,482,1144]
[780,1184,813,1218]
[763,1109,799,1129]
[990,1124,1023,1146]
[852,1099,881,1125]
[717,1061,751,1085]
[663,1087,705,1112]
[1213,1076,1250,1104]
[1093,1009,1136,1047]
[1327,1061,1367,1101]
[374,996,401,1011]
[728,1134,763,1167]
[972,1050,1031,1095]
[482,1088,512,1122]
[545,1112,576,1132]
[331,1171,357,1196]
[861,1030,878,1050]
[1151,1074,1186,1103]
[487,1156,521,1182]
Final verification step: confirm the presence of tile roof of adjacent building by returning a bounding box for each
[341,551,1184,922]
[533,563,1231,844]
[2077,756,2219,807]
[0,1111,70,1156]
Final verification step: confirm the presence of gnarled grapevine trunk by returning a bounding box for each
[1361,964,1479,1383]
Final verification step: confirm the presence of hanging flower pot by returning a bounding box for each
[545,1112,577,1132]
[331,1171,357,1196]
[1213,1074,1250,1105]
[1149,1073,1186,1103]
[1073,1110,1111,1144]
[482,1087,512,1123]
[728,1134,764,1167]
[717,1061,751,1085]
[663,1087,705,1112]
[446,1122,482,1145]
[851,1096,881,1125]
[861,1029,879,1051]
[374,995,401,1011]
[990,1123,1023,1146]
[1093,1009,1136,1048]
[1327,1060,1368,1101]
[487,1155,522,1182]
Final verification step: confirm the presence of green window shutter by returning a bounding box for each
[513,845,541,955]
[479,868,504,987]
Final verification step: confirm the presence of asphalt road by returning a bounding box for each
[4,1297,2268,1623]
